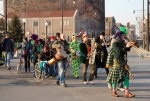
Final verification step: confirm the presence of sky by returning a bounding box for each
[105,0,147,36]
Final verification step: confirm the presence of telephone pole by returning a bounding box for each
[146,0,149,51]
[4,0,7,33]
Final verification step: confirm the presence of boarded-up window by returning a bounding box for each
[64,21,66,26]
[67,21,69,26]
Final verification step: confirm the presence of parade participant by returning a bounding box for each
[79,33,95,84]
[2,33,14,70]
[108,27,128,91]
[49,35,55,48]
[31,34,43,75]
[21,37,31,72]
[52,32,67,87]
[69,33,80,79]
[106,31,135,98]
[94,32,109,78]
[39,45,55,77]
[60,34,70,77]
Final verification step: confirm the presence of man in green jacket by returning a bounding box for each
[79,33,95,85]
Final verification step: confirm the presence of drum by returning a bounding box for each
[55,49,68,60]
[58,49,68,58]
[48,58,57,66]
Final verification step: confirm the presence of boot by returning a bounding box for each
[112,92,119,97]
[125,92,135,98]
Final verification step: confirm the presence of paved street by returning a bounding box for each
[0,49,150,101]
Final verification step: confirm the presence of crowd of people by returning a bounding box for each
[0,28,135,98]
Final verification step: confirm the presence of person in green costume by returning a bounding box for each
[69,33,80,79]
[106,31,135,98]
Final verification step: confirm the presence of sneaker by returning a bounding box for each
[108,83,112,90]
[117,87,125,92]
[83,81,88,84]
[7,67,11,70]
[45,74,49,78]
[75,76,78,79]
[56,81,59,85]
[60,83,67,87]
[89,81,95,85]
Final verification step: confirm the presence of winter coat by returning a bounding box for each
[2,38,14,52]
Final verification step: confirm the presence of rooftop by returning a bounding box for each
[7,10,77,18]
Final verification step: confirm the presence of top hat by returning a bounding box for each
[99,32,105,36]
[31,34,38,40]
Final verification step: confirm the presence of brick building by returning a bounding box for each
[105,16,116,39]
[7,0,105,38]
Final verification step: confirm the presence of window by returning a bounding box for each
[47,21,51,26]
[60,21,69,26]
[60,21,62,26]
[64,21,66,26]
[34,21,38,26]
[67,21,70,26]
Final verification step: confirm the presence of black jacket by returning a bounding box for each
[3,38,14,52]
[95,38,108,68]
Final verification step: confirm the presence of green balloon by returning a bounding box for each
[120,27,128,35]
[31,40,35,45]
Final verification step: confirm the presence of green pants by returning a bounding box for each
[72,58,80,77]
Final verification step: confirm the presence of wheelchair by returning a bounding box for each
[34,62,46,80]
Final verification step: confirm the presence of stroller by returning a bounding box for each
[14,50,23,73]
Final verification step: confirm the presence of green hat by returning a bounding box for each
[120,27,128,35]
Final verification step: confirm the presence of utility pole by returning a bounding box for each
[4,0,7,33]
[146,0,149,51]
[62,0,63,34]
[143,0,145,49]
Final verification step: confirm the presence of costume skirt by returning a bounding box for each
[106,66,129,84]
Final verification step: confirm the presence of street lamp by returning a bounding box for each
[133,0,145,49]
[22,18,26,37]
[45,21,48,39]
[62,0,75,34]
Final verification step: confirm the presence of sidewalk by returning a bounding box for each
[0,49,150,101]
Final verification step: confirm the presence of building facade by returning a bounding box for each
[105,16,116,40]
[7,10,79,41]
[7,0,105,38]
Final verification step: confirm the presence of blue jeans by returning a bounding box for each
[45,63,55,76]
[56,60,65,84]
[54,63,58,75]
[5,52,12,68]
[63,59,68,75]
